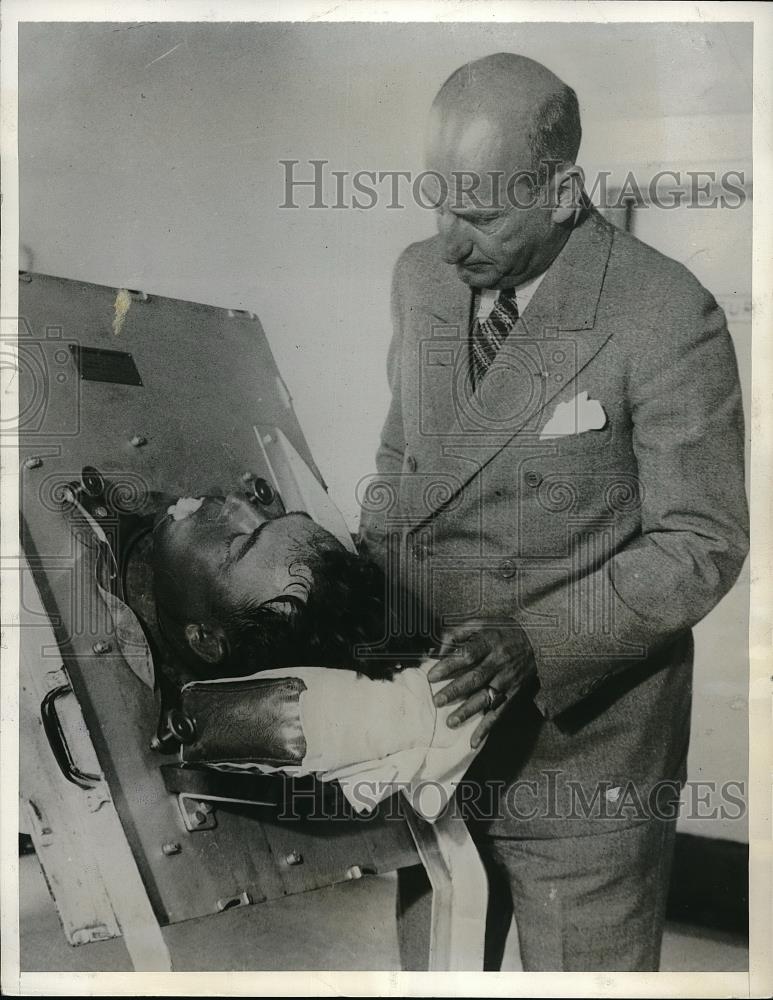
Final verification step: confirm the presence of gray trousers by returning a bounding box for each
[397,817,678,971]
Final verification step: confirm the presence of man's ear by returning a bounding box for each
[184,622,229,664]
[551,164,585,223]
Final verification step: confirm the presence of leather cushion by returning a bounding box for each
[180,676,307,766]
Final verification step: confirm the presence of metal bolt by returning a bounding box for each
[92,640,112,655]
[130,435,147,447]
[162,842,181,856]
[498,559,517,580]
[19,272,33,283]
[71,929,90,946]
[24,456,43,470]
[149,736,162,751]
[346,865,364,880]
[285,850,303,866]
[525,471,541,488]
[93,506,108,518]
[193,801,213,826]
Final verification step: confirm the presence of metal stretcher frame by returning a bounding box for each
[17,271,489,972]
[21,551,487,970]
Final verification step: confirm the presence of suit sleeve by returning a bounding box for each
[522,276,750,720]
[358,252,410,570]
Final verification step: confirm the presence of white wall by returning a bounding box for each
[18,20,752,523]
[19,20,752,839]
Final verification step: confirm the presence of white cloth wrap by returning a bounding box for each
[209,659,483,822]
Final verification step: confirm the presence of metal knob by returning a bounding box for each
[81,465,105,498]
[251,477,275,505]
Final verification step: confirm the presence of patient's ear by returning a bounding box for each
[184,622,228,664]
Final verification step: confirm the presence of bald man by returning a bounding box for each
[359,53,748,971]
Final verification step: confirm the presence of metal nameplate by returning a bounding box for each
[69,344,143,386]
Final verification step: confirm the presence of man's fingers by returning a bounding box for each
[436,621,480,659]
[433,658,501,708]
[445,687,493,728]
[470,710,498,749]
[427,637,485,683]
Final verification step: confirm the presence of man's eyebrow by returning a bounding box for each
[230,520,271,564]
[234,519,276,562]
[233,510,312,563]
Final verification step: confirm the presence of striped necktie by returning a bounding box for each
[470,288,519,388]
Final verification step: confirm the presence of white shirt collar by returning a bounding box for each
[475,268,548,319]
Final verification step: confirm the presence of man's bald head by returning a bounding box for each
[424,53,584,289]
[429,52,581,186]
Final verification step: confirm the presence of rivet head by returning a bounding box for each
[130,435,147,447]
[93,506,108,518]
[498,559,517,580]
[92,640,112,655]
[192,800,213,826]
[24,456,43,470]
[525,471,541,488]
[285,850,303,866]
[162,842,182,856]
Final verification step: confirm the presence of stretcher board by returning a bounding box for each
[16,271,486,970]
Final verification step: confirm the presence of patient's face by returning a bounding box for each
[153,494,345,620]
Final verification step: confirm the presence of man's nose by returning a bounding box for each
[437,211,473,263]
[221,493,269,532]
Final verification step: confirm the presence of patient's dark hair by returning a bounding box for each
[156,540,424,685]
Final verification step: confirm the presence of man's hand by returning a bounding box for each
[427,618,536,748]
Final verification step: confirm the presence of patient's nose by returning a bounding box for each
[220,493,270,532]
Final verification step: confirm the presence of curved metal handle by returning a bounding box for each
[41,684,102,789]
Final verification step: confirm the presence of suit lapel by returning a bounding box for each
[414,253,474,438]
[408,209,615,530]
[468,209,613,430]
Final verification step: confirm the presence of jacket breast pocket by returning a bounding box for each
[542,421,614,457]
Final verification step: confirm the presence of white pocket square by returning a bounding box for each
[540,391,607,440]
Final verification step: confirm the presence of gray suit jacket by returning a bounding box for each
[359,208,749,837]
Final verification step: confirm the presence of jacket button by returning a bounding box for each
[498,559,517,579]
[525,470,541,488]
[406,455,417,473]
